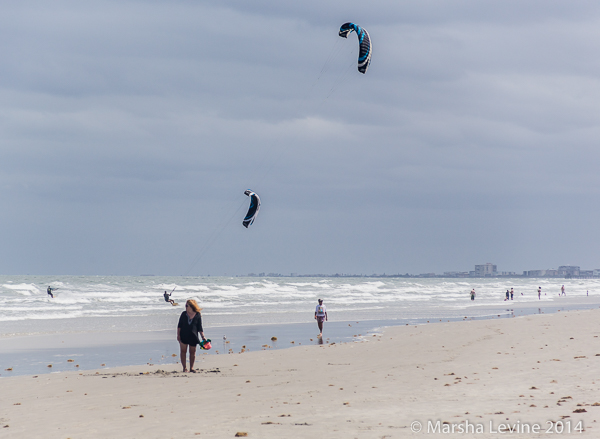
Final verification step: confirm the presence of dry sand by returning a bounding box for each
[2,308,600,438]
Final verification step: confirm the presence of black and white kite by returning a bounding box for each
[242,190,260,228]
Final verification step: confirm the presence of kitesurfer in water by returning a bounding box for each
[47,286,55,298]
[314,299,328,338]
[164,290,175,305]
[177,299,206,373]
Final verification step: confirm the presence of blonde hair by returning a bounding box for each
[186,299,202,313]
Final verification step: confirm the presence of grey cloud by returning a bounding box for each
[1,1,600,275]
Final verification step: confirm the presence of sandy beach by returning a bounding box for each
[2,308,600,438]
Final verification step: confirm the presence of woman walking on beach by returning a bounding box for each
[177,299,206,373]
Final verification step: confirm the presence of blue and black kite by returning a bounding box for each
[339,22,372,74]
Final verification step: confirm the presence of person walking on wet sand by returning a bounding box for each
[470,289,476,301]
[505,290,509,301]
[315,299,328,338]
[510,288,514,300]
[177,299,206,373]
[561,285,566,296]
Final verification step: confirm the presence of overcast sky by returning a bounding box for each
[1,0,600,276]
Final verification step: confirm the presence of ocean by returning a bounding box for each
[1,275,599,376]
[1,275,599,335]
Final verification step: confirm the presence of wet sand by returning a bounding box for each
[2,307,600,438]
[0,320,389,376]
[4,297,599,377]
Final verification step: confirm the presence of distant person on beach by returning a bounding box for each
[561,285,565,296]
[177,299,206,373]
[510,288,514,300]
[163,290,175,305]
[505,290,509,301]
[47,286,55,298]
[314,299,328,337]
[538,287,541,300]
[470,289,476,301]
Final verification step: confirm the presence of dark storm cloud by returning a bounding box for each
[1,0,600,275]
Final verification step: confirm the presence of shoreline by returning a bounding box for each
[2,307,600,438]
[2,298,600,377]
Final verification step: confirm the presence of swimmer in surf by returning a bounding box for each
[164,290,175,305]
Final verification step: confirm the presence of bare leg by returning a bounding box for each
[179,342,188,372]
[189,345,197,371]
[317,320,323,337]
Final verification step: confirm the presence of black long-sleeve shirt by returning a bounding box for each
[177,311,203,346]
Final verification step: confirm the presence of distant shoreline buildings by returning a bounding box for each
[245,263,600,279]
[462,263,599,279]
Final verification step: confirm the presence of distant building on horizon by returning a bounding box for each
[473,263,497,277]
[558,266,580,277]
[525,269,558,277]
[498,271,518,276]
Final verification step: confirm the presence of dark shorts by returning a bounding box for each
[180,334,199,346]
[316,316,325,323]
[180,340,198,349]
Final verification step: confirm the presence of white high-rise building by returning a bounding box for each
[474,263,497,277]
